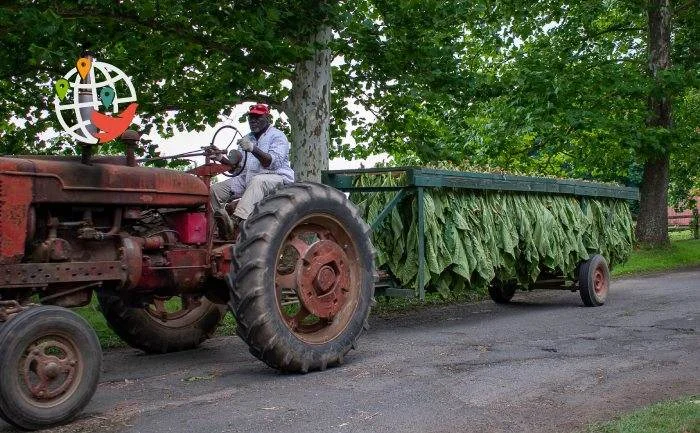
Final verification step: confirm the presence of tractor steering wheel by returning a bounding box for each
[209,125,248,178]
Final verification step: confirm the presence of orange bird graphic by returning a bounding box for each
[91,103,138,143]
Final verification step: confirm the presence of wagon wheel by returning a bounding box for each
[97,290,227,354]
[578,254,610,307]
[230,182,375,373]
[0,306,101,430]
[488,280,518,304]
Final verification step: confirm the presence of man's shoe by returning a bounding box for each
[214,210,235,240]
[231,215,243,241]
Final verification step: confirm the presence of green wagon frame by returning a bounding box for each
[322,167,640,300]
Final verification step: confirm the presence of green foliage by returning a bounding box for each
[2,1,697,209]
[612,238,700,276]
[585,396,700,433]
[0,1,332,154]
[334,0,699,207]
[352,171,634,296]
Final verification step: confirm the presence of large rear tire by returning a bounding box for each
[229,182,375,373]
[97,290,226,354]
[0,306,101,430]
[578,254,610,307]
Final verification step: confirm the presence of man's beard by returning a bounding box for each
[249,119,269,134]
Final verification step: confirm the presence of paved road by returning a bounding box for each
[2,269,699,432]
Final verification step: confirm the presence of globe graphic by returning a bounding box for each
[53,60,137,144]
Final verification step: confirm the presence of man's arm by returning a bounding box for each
[261,131,290,171]
[241,133,289,169]
[250,146,272,168]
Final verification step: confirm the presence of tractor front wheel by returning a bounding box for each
[230,182,375,373]
[0,306,101,430]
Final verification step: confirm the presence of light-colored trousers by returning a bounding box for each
[210,174,285,220]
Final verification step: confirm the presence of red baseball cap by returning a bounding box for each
[248,103,270,115]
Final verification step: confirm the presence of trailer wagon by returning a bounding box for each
[323,167,639,305]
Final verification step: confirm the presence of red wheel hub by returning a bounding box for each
[296,240,350,319]
[593,265,608,296]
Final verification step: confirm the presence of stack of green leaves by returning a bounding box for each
[351,171,634,296]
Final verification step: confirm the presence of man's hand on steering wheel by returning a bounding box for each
[238,136,255,152]
[205,145,224,161]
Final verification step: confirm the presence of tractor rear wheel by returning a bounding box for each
[229,182,375,373]
[0,306,101,430]
[97,290,226,353]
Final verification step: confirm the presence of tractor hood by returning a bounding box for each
[0,155,208,207]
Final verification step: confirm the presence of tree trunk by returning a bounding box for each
[636,0,672,246]
[286,26,332,183]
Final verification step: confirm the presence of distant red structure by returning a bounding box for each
[668,196,699,239]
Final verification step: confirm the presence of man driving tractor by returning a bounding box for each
[210,103,295,237]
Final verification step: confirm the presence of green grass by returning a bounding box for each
[373,286,488,316]
[669,229,697,242]
[76,302,123,348]
[585,397,700,433]
[613,237,700,276]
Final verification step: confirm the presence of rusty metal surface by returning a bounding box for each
[0,300,28,322]
[296,240,350,319]
[120,237,143,290]
[593,264,609,297]
[166,212,207,245]
[0,171,32,264]
[6,154,128,165]
[0,261,124,288]
[165,249,208,292]
[138,248,208,293]
[274,219,362,344]
[188,163,233,178]
[0,156,208,207]
[211,244,233,279]
[20,333,82,405]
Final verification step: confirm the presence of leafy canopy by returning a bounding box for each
[0,0,332,154]
[333,0,699,204]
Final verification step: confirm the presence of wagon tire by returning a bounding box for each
[488,280,518,304]
[229,182,375,373]
[97,289,226,354]
[578,254,610,307]
[0,306,101,430]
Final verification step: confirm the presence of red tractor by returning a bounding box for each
[0,130,375,430]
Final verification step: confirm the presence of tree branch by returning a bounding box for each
[588,25,645,39]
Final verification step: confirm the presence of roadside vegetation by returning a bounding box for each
[584,397,699,433]
[612,232,700,276]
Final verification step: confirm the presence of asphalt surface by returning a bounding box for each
[2,269,699,433]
